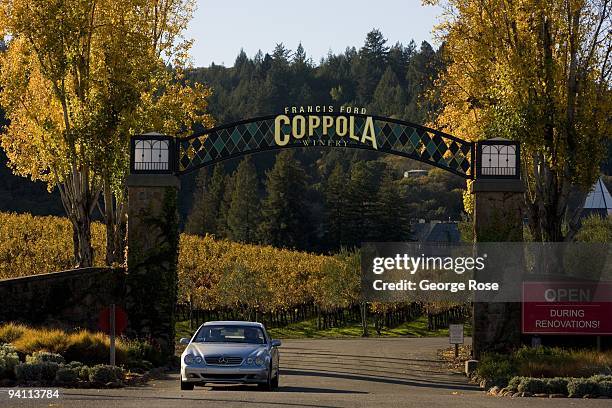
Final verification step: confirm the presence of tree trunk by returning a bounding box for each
[104,181,116,265]
[360,302,369,337]
[102,176,127,265]
[73,210,93,267]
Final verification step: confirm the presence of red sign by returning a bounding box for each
[97,306,128,335]
[522,282,612,335]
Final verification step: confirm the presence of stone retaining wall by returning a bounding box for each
[0,267,126,331]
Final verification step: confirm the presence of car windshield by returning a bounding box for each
[193,325,266,344]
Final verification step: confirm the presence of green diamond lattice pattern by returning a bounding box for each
[178,116,473,178]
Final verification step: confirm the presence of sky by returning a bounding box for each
[185,0,443,68]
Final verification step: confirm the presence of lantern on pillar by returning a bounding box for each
[130,132,175,174]
[476,138,520,179]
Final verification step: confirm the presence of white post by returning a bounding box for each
[110,304,116,366]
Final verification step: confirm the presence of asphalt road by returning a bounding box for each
[1,337,610,408]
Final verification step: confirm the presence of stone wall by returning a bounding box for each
[0,267,126,331]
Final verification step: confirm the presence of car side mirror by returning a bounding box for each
[179,337,191,345]
[271,339,281,347]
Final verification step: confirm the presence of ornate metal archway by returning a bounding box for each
[130,113,519,179]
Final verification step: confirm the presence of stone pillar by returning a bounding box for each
[470,178,524,357]
[126,174,180,361]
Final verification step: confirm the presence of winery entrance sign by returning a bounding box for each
[126,107,523,360]
[129,106,514,179]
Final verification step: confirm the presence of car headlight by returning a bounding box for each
[255,357,264,366]
[195,356,203,364]
[184,354,195,365]
[247,357,254,365]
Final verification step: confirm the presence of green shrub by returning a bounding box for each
[126,339,163,367]
[590,374,612,383]
[127,359,153,373]
[507,376,524,391]
[39,362,60,382]
[545,377,569,395]
[14,362,43,382]
[78,365,91,381]
[476,353,516,386]
[567,378,597,397]
[66,361,83,370]
[111,365,125,382]
[514,346,569,361]
[0,344,20,379]
[597,381,612,397]
[26,351,65,364]
[518,377,547,394]
[55,366,79,383]
[88,365,125,384]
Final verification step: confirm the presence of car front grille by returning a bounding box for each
[200,374,246,380]
[204,356,243,366]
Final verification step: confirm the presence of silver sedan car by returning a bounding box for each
[180,321,281,391]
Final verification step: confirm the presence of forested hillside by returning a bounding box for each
[185,29,443,125]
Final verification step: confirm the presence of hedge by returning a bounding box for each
[507,375,612,397]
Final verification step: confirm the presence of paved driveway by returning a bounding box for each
[1,337,610,407]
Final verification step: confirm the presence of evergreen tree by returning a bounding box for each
[234,49,249,71]
[356,29,390,103]
[344,161,386,246]
[272,43,291,64]
[373,171,411,241]
[293,43,307,65]
[404,41,442,122]
[227,157,260,243]
[388,41,413,84]
[361,29,389,66]
[324,163,348,248]
[217,172,235,238]
[185,164,225,236]
[259,151,311,249]
[370,67,406,117]
[185,168,208,235]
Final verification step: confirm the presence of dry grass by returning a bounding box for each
[0,323,130,365]
[0,322,29,344]
[517,348,612,378]
[12,328,71,355]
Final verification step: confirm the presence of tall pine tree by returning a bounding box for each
[227,157,260,243]
[356,29,390,103]
[324,162,349,249]
[259,150,311,249]
[217,172,235,238]
[343,160,386,246]
[370,67,406,117]
[185,164,225,236]
[373,171,411,241]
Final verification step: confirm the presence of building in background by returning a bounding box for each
[410,220,460,243]
[582,177,612,218]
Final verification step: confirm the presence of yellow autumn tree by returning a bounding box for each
[426,0,611,241]
[0,0,213,266]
